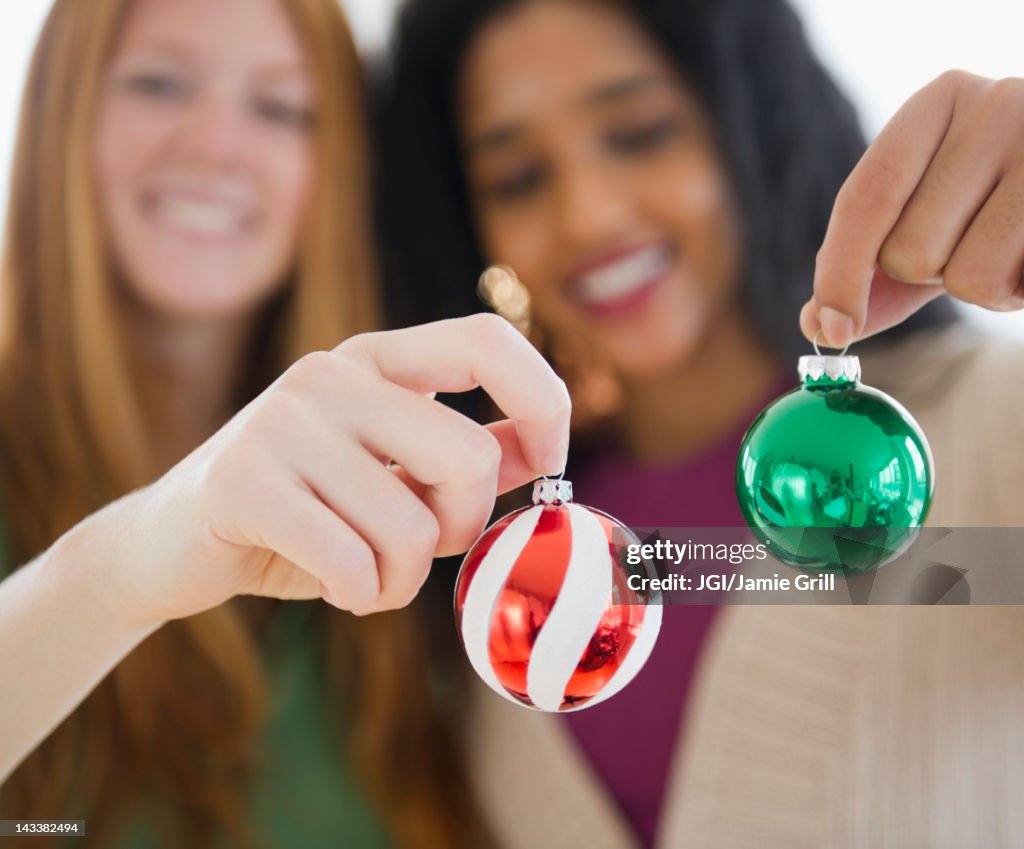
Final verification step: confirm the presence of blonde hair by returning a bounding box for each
[0,1,488,847]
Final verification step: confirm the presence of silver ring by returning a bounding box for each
[813,328,849,357]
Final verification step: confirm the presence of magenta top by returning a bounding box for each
[562,377,789,847]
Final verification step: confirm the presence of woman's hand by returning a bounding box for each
[95,314,570,625]
[802,71,1024,348]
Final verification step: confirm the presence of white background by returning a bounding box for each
[2,0,1022,335]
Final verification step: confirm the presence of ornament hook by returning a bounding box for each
[813,328,849,357]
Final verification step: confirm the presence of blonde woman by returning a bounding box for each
[0,1,567,847]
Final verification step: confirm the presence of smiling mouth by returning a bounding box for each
[142,191,258,240]
[569,244,673,316]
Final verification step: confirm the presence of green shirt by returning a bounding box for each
[0,513,391,848]
[226,600,392,849]
[119,602,392,848]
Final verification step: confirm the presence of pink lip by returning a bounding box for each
[566,243,671,319]
[575,276,665,318]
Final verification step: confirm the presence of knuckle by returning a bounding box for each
[930,68,989,103]
[986,76,1024,118]
[462,427,503,477]
[257,387,309,435]
[470,311,521,349]
[934,68,969,94]
[398,507,442,561]
[471,310,514,335]
[940,263,971,299]
[333,329,378,362]
[197,445,269,523]
[343,536,378,573]
[374,505,439,611]
[284,350,339,393]
[942,263,1004,308]
[878,238,942,283]
[335,545,380,606]
[332,333,362,356]
[353,554,381,597]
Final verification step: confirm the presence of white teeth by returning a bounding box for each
[156,198,247,236]
[576,247,671,304]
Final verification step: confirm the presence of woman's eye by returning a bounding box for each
[253,97,315,131]
[607,118,684,154]
[122,73,189,101]
[483,167,546,202]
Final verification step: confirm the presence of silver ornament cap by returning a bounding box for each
[798,354,861,384]
[533,478,573,505]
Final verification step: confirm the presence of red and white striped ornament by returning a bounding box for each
[454,478,662,712]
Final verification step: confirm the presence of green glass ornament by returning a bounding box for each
[736,339,934,573]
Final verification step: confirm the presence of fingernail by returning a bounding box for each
[818,307,854,349]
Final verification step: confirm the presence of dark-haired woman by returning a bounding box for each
[380,1,1024,845]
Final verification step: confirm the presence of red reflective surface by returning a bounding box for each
[455,504,650,710]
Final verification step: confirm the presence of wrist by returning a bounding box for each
[36,494,168,636]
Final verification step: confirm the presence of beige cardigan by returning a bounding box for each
[464,322,1024,849]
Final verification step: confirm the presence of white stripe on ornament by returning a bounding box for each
[560,594,662,712]
[460,505,543,706]
[526,503,613,712]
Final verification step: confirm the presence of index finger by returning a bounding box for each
[335,313,571,477]
[808,72,962,347]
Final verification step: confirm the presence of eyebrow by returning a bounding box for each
[114,37,194,63]
[252,64,314,86]
[583,73,673,106]
[464,124,523,155]
[463,73,674,155]
[114,38,309,81]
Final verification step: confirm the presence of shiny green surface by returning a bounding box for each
[736,372,934,573]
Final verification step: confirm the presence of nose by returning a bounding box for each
[550,159,634,249]
[174,91,248,169]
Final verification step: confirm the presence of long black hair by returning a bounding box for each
[377,0,956,365]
